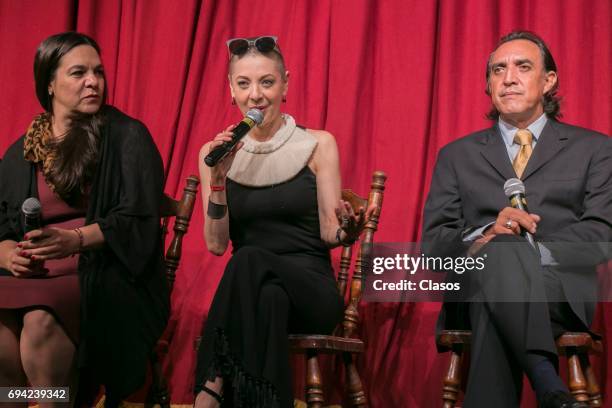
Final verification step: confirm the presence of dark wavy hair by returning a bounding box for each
[485,31,561,120]
[34,32,107,205]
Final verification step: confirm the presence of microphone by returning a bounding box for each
[22,197,42,234]
[503,178,539,253]
[204,108,264,167]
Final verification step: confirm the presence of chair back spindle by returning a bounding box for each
[160,175,199,289]
[147,175,199,408]
[341,171,386,339]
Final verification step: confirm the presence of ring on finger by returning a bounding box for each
[504,219,513,229]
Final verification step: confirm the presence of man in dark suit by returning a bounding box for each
[423,31,611,408]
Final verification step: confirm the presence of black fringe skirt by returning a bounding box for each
[194,246,343,407]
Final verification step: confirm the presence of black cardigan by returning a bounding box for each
[0,106,169,398]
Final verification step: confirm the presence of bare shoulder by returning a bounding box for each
[307,128,337,148]
[306,129,339,173]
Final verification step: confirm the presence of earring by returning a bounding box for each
[282,96,287,103]
[231,97,236,105]
[48,90,53,96]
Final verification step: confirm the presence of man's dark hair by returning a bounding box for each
[485,31,561,120]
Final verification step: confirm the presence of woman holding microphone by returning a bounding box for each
[195,36,370,408]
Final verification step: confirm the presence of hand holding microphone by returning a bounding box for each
[3,198,48,277]
[204,108,264,168]
[484,179,540,241]
[18,197,82,263]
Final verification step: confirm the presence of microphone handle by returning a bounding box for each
[509,193,529,213]
[24,214,41,234]
[22,214,45,267]
[204,141,234,167]
[510,193,540,255]
[522,229,538,248]
[204,120,253,167]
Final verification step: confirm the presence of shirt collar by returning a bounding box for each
[498,113,548,147]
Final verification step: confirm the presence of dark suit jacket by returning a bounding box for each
[422,119,612,328]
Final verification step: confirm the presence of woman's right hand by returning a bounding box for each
[3,244,48,278]
[209,124,243,184]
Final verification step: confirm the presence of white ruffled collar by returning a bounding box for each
[227,114,318,187]
[241,114,294,154]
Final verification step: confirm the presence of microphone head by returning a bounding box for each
[22,197,41,216]
[504,178,525,197]
[245,108,264,125]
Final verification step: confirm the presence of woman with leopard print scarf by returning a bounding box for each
[0,32,168,407]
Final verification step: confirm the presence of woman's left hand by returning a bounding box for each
[19,227,81,260]
[334,200,377,243]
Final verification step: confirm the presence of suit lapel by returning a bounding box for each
[521,120,568,181]
[479,125,516,180]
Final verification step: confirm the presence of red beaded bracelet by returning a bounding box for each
[210,185,225,192]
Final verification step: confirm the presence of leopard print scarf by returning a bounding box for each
[23,112,59,193]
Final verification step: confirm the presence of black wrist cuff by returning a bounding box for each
[336,227,357,247]
[207,200,227,219]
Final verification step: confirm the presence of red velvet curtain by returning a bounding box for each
[0,1,610,406]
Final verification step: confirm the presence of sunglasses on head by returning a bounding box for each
[226,36,279,56]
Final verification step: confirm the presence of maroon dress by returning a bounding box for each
[0,170,85,343]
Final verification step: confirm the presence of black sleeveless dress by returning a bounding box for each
[195,166,344,408]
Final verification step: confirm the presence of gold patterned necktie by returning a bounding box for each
[512,129,533,178]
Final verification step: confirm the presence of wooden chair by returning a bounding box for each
[438,329,603,407]
[556,332,603,406]
[146,175,200,408]
[289,170,387,408]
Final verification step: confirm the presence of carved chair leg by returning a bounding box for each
[579,353,602,407]
[343,352,367,407]
[305,350,324,408]
[145,349,170,408]
[567,348,589,403]
[442,345,463,408]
